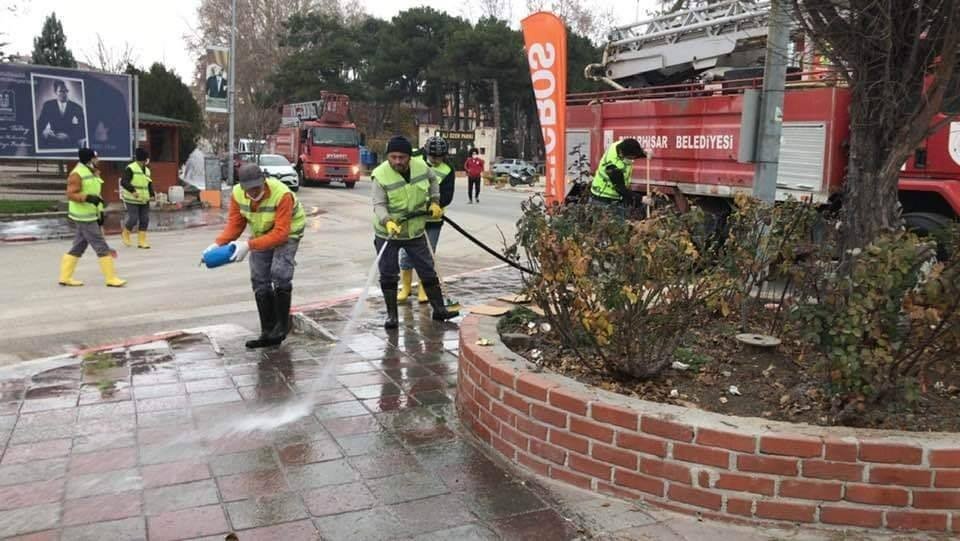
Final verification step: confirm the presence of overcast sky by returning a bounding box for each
[4,0,659,82]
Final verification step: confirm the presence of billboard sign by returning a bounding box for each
[0,63,133,160]
[205,46,229,113]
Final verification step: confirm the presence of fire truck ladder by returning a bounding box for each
[586,0,772,89]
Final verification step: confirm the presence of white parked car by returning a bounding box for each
[257,154,300,192]
[492,158,536,177]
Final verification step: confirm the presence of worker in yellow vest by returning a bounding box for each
[372,136,459,329]
[121,147,155,249]
[590,138,646,213]
[398,135,455,304]
[204,164,306,348]
[58,148,126,287]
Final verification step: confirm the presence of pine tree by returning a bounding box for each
[31,13,77,68]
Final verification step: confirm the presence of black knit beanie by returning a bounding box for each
[386,136,412,156]
[78,148,96,164]
[135,147,149,162]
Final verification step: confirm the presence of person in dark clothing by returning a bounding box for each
[398,136,455,303]
[464,148,484,204]
[36,79,86,151]
[589,138,646,217]
[120,148,156,248]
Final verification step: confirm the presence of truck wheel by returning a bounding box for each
[345,182,356,189]
[904,212,953,260]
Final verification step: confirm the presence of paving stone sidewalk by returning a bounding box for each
[0,267,908,540]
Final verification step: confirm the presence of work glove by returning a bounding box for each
[385,220,402,237]
[229,240,250,262]
[429,202,443,219]
[85,195,104,207]
[203,243,220,255]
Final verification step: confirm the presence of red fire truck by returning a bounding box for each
[268,92,362,189]
[568,1,959,234]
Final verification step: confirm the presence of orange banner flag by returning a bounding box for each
[521,12,567,207]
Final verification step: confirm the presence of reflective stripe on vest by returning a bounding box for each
[590,141,634,201]
[67,163,103,222]
[121,162,152,204]
[371,159,431,240]
[421,157,451,223]
[231,178,307,240]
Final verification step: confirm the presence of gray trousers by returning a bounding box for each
[68,220,111,258]
[249,238,299,294]
[124,203,149,231]
[375,235,437,286]
[399,224,440,271]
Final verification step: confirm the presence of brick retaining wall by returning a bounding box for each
[456,313,960,533]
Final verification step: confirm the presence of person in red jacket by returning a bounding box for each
[464,148,484,204]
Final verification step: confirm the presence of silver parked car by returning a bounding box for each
[257,154,300,192]
[491,158,537,177]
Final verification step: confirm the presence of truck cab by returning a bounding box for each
[297,122,361,189]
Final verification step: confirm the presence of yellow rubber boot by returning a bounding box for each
[58,254,84,286]
[97,256,127,287]
[397,269,412,302]
[137,231,150,249]
[121,228,132,247]
[417,274,429,304]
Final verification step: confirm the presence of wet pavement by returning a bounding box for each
[0,268,891,540]
[0,207,225,242]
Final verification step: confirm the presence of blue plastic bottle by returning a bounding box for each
[202,243,237,268]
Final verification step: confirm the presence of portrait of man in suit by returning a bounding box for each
[206,64,228,99]
[33,75,88,152]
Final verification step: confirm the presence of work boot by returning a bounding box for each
[381,283,399,329]
[272,287,293,342]
[246,290,282,349]
[97,256,126,287]
[137,231,150,249]
[423,282,459,322]
[121,228,132,247]
[416,272,429,304]
[397,270,412,302]
[58,254,84,286]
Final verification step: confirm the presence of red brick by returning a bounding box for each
[491,402,517,425]
[913,491,960,509]
[737,455,798,476]
[516,373,554,401]
[515,417,549,440]
[759,435,822,458]
[531,403,567,428]
[885,510,948,531]
[478,408,501,433]
[820,505,883,528]
[697,470,710,488]
[640,458,692,484]
[845,484,909,506]
[695,429,755,453]
[549,429,589,454]
[591,403,638,430]
[517,450,550,476]
[778,479,842,501]
[858,441,922,464]
[550,467,592,490]
[488,363,516,387]
[548,388,589,416]
[530,439,567,465]
[491,433,517,459]
[569,453,613,480]
[823,437,858,462]
[570,417,614,443]
[802,459,863,482]
[613,469,664,497]
[673,443,730,469]
[592,442,637,470]
[473,390,491,411]
[668,483,722,510]
[935,470,960,488]
[715,473,775,496]
[502,390,531,414]
[478,375,502,400]
[755,501,815,523]
[726,497,753,517]
[501,424,530,450]
[869,466,932,487]
[641,416,694,442]
[930,449,960,468]
[471,417,491,443]
[617,432,668,457]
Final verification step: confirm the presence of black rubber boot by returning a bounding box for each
[423,281,459,322]
[381,282,399,329]
[273,287,293,343]
[246,290,283,348]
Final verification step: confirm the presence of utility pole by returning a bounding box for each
[752,0,790,203]
[490,79,500,158]
[227,0,237,185]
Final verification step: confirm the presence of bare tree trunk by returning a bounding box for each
[491,78,501,157]
[841,123,902,250]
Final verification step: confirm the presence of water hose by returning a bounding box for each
[441,215,539,276]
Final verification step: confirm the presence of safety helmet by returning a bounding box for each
[425,135,448,157]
